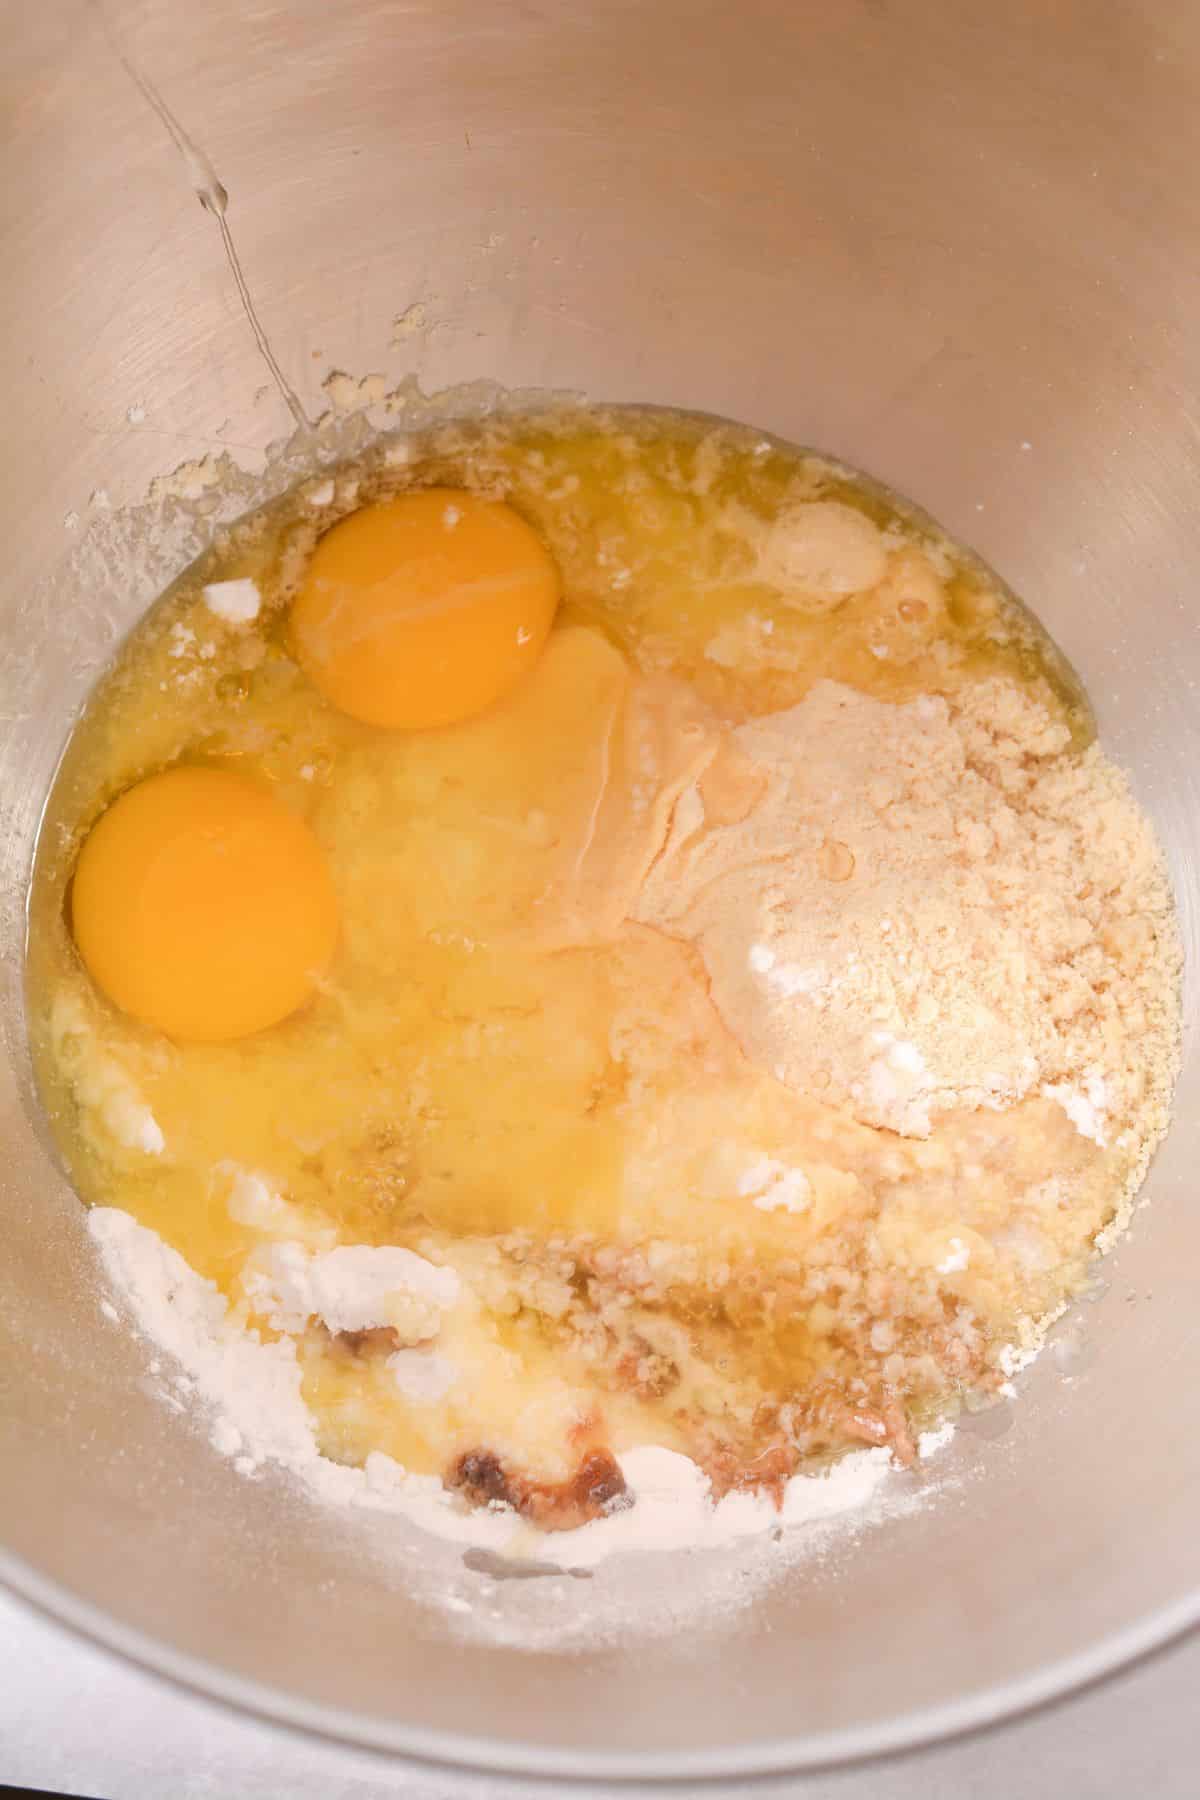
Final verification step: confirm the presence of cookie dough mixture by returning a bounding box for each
[27,407,1181,1537]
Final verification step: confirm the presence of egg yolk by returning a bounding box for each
[71,767,339,1042]
[289,488,560,729]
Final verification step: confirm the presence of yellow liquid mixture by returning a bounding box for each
[27,407,1177,1527]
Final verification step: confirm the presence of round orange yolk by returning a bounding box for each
[289,488,560,729]
[71,767,339,1042]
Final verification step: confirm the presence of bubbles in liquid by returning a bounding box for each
[1052,1321,1097,1377]
[818,838,855,882]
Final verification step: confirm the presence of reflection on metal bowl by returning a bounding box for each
[1,0,1197,1780]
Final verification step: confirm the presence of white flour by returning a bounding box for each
[635,677,1179,1145]
[49,992,164,1156]
[737,1154,812,1214]
[1041,1074,1110,1147]
[202,577,261,623]
[241,1240,459,1340]
[87,1206,953,1569]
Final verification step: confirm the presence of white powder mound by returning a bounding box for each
[202,577,261,623]
[88,1207,950,1568]
[635,678,1178,1143]
[89,1208,324,1479]
[240,1240,459,1340]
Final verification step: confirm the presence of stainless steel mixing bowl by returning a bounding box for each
[2,0,1197,1780]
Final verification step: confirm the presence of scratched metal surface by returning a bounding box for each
[1,0,1198,1781]
[4,1584,1200,1796]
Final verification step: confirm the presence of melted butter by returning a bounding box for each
[27,405,1103,1494]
